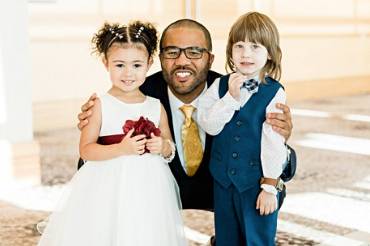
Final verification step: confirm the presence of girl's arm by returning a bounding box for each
[79,98,146,161]
[146,104,175,159]
[159,104,175,158]
[197,77,240,135]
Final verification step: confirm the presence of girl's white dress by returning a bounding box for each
[38,94,187,246]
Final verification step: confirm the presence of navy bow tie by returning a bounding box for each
[242,79,259,93]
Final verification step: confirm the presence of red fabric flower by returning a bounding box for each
[122,120,136,134]
[98,117,160,154]
[122,116,161,138]
[122,116,161,153]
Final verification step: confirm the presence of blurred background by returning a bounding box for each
[0,0,370,245]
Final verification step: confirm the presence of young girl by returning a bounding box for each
[198,12,287,245]
[38,21,187,246]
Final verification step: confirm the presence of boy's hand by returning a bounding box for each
[77,93,98,130]
[118,128,147,155]
[256,190,278,216]
[228,73,246,101]
[266,103,293,141]
[146,133,163,154]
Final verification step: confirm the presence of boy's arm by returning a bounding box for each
[265,101,296,181]
[266,103,293,141]
[257,88,288,215]
[260,88,288,191]
[198,77,240,135]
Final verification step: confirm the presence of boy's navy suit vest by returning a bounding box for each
[209,74,282,193]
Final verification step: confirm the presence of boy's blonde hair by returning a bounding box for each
[225,12,282,82]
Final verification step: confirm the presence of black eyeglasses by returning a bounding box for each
[161,46,209,59]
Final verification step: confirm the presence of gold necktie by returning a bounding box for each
[180,105,203,176]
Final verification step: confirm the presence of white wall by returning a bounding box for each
[27,0,370,130]
[0,0,33,142]
[28,0,183,103]
[29,0,370,103]
[198,0,370,82]
[0,0,38,184]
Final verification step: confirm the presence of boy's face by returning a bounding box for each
[159,27,214,101]
[232,39,269,79]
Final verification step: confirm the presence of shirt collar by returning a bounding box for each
[168,84,208,110]
[249,75,260,84]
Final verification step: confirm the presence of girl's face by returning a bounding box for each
[232,39,269,78]
[104,44,152,93]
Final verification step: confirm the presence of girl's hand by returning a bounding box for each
[228,73,246,101]
[118,128,147,155]
[256,190,278,216]
[146,132,163,154]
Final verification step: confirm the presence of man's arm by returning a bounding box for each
[280,145,296,182]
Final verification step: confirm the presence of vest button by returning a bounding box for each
[236,120,243,126]
[234,136,240,142]
[229,168,236,175]
[232,152,238,158]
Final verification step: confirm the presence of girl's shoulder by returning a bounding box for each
[99,93,113,102]
[144,95,161,105]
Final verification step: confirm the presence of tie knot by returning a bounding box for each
[180,105,195,120]
[242,79,259,93]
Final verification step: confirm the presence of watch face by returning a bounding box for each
[277,180,285,192]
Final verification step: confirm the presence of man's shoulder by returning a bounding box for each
[206,70,222,86]
[141,71,167,97]
[146,71,166,84]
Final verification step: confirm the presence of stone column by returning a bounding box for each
[0,0,40,185]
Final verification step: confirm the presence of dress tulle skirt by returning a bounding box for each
[38,154,187,246]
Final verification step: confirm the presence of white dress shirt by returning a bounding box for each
[168,86,207,171]
[198,77,287,189]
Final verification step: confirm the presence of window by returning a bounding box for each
[28,0,57,3]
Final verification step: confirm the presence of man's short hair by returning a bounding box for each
[160,19,213,52]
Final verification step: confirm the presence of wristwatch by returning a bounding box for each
[260,177,285,192]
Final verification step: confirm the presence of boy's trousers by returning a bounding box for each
[214,181,278,246]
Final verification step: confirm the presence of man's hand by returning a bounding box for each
[266,103,293,141]
[228,73,245,101]
[256,190,278,216]
[77,93,98,130]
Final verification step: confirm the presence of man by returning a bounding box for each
[78,19,296,244]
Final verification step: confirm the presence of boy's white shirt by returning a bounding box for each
[198,77,287,192]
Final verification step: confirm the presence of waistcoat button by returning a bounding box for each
[229,169,236,175]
